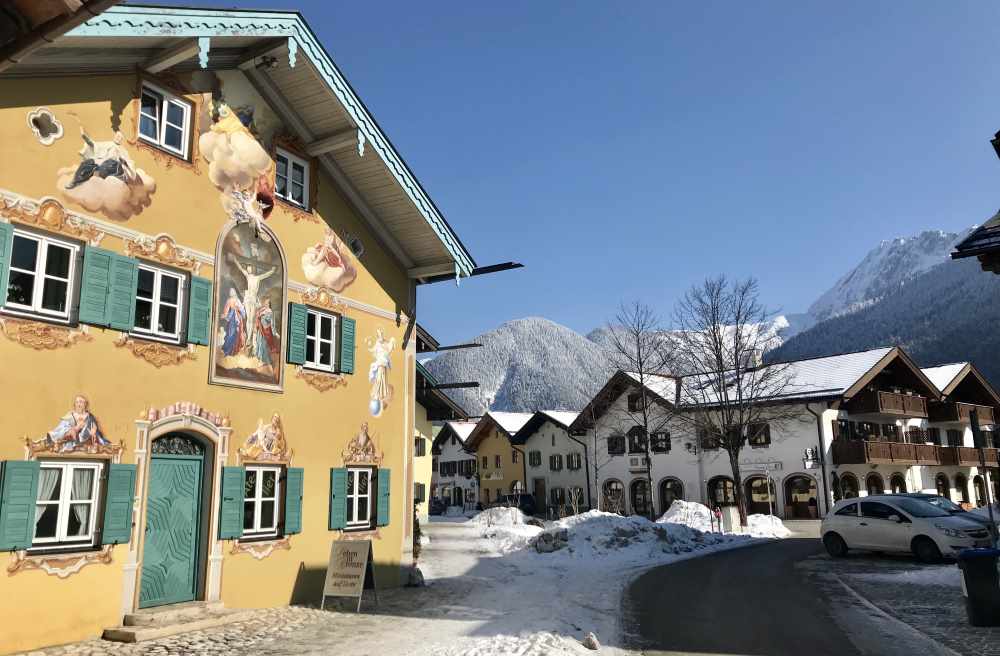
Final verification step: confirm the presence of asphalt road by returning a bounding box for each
[624,538,861,656]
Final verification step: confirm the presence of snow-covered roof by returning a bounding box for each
[921,363,968,394]
[444,420,478,444]
[756,346,896,401]
[623,372,678,404]
[487,411,534,436]
[539,411,580,428]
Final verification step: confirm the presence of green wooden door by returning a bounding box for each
[140,454,204,608]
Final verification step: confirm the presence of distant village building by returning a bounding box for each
[463,412,533,506]
[511,411,589,517]
[431,420,479,510]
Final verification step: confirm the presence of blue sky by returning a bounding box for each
[164,1,1000,344]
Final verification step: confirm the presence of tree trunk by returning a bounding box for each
[728,449,748,526]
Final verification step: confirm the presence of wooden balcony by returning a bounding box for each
[832,440,944,466]
[850,389,928,418]
[929,401,996,425]
[940,446,1000,466]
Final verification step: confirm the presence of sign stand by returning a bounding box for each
[320,539,378,612]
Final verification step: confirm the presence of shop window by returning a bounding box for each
[275,148,310,209]
[138,82,192,159]
[4,229,80,323]
[243,465,281,538]
[132,264,185,343]
[32,460,103,549]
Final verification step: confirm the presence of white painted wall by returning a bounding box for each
[521,418,591,515]
[431,434,478,509]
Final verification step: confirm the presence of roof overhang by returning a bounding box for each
[416,361,468,421]
[939,363,1000,406]
[4,4,475,280]
[0,0,121,72]
[842,347,942,402]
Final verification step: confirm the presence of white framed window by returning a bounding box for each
[4,229,79,322]
[275,148,310,209]
[132,264,185,343]
[305,308,337,372]
[243,466,281,538]
[138,83,192,159]
[32,460,103,549]
[346,467,374,530]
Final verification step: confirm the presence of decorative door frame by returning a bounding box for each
[120,405,231,617]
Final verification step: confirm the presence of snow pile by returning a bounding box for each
[856,566,961,588]
[746,514,791,538]
[429,631,591,656]
[444,506,465,517]
[473,507,543,554]
[657,500,713,532]
[475,506,530,527]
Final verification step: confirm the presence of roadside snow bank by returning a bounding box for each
[657,500,713,531]
[475,506,530,527]
[855,566,961,588]
[472,507,543,554]
[747,514,791,538]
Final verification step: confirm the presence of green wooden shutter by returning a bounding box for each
[0,222,13,307]
[101,464,136,545]
[218,466,245,539]
[284,467,304,535]
[186,276,212,346]
[0,460,40,551]
[107,254,138,331]
[339,316,356,374]
[78,247,114,326]
[329,468,347,530]
[287,303,308,365]
[376,468,390,527]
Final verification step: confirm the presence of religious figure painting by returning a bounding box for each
[367,328,395,417]
[26,395,119,456]
[56,124,156,221]
[301,228,357,292]
[210,221,286,391]
[238,413,289,462]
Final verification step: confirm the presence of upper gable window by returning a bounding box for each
[138,83,192,159]
[275,148,310,210]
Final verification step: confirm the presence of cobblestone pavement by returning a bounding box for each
[799,550,1000,656]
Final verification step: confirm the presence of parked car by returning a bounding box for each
[428,497,448,516]
[892,493,994,528]
[492,493,537,517]
[822,495,992,563]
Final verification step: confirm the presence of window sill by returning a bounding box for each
[276,196,311,214]
[136,135,190,164]
[238,534,282,544]
[27,544,101,557]
[0,307,74,326]
[128,330,183,346]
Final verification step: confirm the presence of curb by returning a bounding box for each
[833,574,963,656]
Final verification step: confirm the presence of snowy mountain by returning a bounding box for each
[806,229,972,323]
[423,317,614,417]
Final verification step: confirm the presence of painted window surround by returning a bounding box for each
[138,81,193,161]
[68,6,475,280]
[31,459,104,551]
[0,188,404,324]
[2,227,80,324]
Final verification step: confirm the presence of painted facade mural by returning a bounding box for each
[367,328,395,417]
[25,395,122,457]
[342,423,383,467]
[238,413,290,462]
[56,124,156,221]
[302,228,357,292]
[210,222,286,391]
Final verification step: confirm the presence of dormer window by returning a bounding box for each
[138,83,192,159]
[275,148,310,210]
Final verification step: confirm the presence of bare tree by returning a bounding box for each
[670,276,797,525]
[604,301,675,520]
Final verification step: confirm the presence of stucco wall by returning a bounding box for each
[0,73,414,653]
[413,403,433,522]
[521,420,590,513]
[474,428,524,505]
[432,434,477,507]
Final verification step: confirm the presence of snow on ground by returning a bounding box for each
[657,499,713,531]
[854,566,962,588]
[747,513,792,538]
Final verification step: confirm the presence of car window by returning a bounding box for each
[893,498,950,518]
[861,502,901,520]
[835,502,858,516]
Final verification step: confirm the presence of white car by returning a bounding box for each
[822,494,992,562]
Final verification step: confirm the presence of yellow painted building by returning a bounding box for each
[465,412,533,506]
[0,5,477,653]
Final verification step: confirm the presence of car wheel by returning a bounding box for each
[823,532,848,558]
[912,536,942,564]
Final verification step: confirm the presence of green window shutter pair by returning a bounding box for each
[0,461,135,551]
[0,222,13,307]
[328,467,388,529]
[287,303,356,374]
[78,247,211,342]
[219,466,304,539]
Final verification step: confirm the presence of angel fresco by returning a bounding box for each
[301,228,357,292]
[367,329,396,417]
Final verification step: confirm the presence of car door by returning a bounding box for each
[830,501,862,547]
[859,501,912,551]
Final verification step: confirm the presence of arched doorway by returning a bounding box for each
[865,473,884,496]
[840,473,860,499]
[889,473,907,494]
[708,476,736,507]
[784,475,818,519]
[955,473,970,504]
[658,478,684,514]
[974,475,987,507]
[140,432,211,608]
[935,473,949,498]
[630,479,652,517]
[452,486,463,506]
[744,476,776,515]
[602,479,624,514]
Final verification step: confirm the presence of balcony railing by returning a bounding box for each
[850,389,928,417]
[832,439,942,466]
[929,401,996,425]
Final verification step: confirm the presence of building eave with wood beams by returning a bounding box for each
[7,4,477,284]
[952,210,1000,274]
